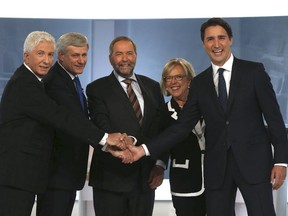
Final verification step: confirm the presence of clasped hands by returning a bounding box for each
[106,133,145,163]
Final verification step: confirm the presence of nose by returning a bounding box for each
[78,56,85,63]
[122,54,128,61]
[171,77,177,83]
[214,39,220,47]
[43,54,53,64]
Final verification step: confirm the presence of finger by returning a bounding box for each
[116,140,126,150]
[110,150,123,159]
[120,133,128,140]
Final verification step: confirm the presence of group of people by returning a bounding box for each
[0,17,287,216]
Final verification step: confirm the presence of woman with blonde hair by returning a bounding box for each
[161,58,206,216]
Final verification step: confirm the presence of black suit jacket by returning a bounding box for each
[0,64,105,193]
[42,62,89,190]
[146,57,288,190]
[86,72,167,192]
[165,98,204,195]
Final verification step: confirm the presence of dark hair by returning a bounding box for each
[200,17,233,42]
[109,36,137,55]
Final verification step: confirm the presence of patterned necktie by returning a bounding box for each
[123,78,143,125]
[73,76,85,111]
[218,68,228,112]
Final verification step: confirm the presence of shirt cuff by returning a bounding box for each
[142,144,150,156]
[99,133,108,146]
[129,135,137,145]
[155,160,166,170]
[275,163,287,167]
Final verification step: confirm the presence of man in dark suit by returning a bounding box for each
[36,32,91,216]
[120,18,288,216]
[0,31,127,216]
[86,36,167,216]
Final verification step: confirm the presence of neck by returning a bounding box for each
[175,98,186,108]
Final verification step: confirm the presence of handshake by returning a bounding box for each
[106,133,146,163]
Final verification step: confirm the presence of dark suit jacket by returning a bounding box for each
[86,72,167,192]
[0,64,105,193]
[42,62,89,191]
[146,57,288,190]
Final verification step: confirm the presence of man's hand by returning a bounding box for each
[123,136,135,146]
[106,144,146,164]
[270,165,286,190]
[126,145,146,162]
[148,165,164,189]
[106,145,133,163]
[106,133,128,149]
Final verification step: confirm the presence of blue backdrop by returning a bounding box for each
[0,17,288,126]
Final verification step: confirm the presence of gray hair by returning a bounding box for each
[57,32,89,54]
[23,31,56,53]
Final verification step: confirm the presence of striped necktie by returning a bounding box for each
[123,78,143,125]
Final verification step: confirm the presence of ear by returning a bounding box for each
[58,51,64,62]
[23,52,29,63]
[188,77,192,85]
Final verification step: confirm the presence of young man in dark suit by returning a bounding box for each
[120,18,288,216]
[37,32,91,216]
[86,36,167,216]
[0,31,127,216]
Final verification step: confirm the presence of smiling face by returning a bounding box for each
[109,40,137,78]
[202,25,232,66]
[58,45,88,76]
[164,65,191,104]
[24,41,55,77]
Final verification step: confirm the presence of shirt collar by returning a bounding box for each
[212,54,234,75]
[24,62,42,81]
[58,61,76,80]
[113,70,137,83]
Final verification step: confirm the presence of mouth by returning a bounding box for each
[120,62,130,67]
[212,49,223,55]
[39,65,50,70]
[119,63,132,71]
[75,65,85,70]
[170,86,180,91]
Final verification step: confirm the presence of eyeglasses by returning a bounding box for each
[163,75,187,82]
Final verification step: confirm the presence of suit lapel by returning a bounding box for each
[204,67,225,114]
[107,73,141,125]
[227,58,241,114]
[55,63,77,94]
[135,75,155,128]
[56,62,88,116]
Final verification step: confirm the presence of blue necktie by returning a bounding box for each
[74,76,85,111]
[218,68,227,112]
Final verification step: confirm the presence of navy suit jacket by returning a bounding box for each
[146,57,288,190]
[86,72,167,192]
[0,64,105,193]
[42,62,89,190]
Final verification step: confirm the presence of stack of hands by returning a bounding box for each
[106,133,145,163]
